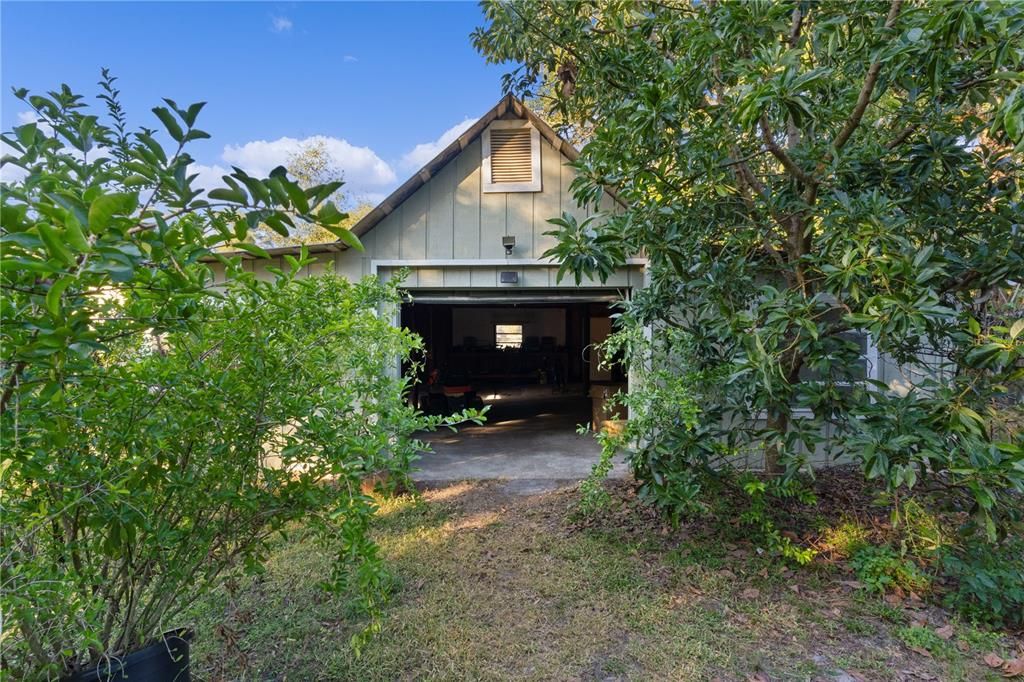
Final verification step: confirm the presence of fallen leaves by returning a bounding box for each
[741,587,761,599]
[984,652,1024,678]
[933,624,954,641]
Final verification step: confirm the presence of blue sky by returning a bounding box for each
[1,1,510,204]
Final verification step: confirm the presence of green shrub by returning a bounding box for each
[739,475,818,565]
[0,78,481,678]
[850,546,930,595]
[939,538,1024,628]
[896,626,955,660]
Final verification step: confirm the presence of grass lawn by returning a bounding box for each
[189,479,1018,681]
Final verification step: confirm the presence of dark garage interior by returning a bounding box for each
[402,297,628,460]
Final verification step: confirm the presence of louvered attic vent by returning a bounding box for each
[482,121,541,192]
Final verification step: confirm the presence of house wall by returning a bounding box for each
[207,131,635,290]
[335,134,629,288]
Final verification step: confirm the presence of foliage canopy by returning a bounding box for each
[0,74,477,677]
[476,0,1024,538]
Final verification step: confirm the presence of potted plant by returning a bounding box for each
[0,75,480,679]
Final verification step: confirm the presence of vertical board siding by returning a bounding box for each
[417,268,444,287]
[427,161,456,259]
[534,138,562,258]
[375,206,402,259]
[400,187,428,259]
[454,139,482,259]
[306,253,333,278]
[470,268,497,287]
[520,266,551,288]
[253,258,280,282]
[479,189,507,258]
[506,191,534,258]
[560,152,587,224]
[444,268,472,287]
[335,251,361,281]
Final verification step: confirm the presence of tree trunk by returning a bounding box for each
[764,409,788,476]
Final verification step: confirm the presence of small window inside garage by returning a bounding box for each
[495,324,523,349]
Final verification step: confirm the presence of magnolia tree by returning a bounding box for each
[0,74,477,677]
[475,2,1024,536]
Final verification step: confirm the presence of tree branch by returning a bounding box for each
[831,0,903,153]
[760,114,816,187]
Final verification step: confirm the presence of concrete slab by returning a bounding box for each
[413,387,630,482]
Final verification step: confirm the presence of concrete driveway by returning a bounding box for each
[413,387,630,483]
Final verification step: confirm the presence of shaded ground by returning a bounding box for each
[190,479,1016,681]
[414,385,627,482]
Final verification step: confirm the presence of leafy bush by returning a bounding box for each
[739,475,818,565]
[939,538,1024,628]
[576,322,733,522]
[478,0,1024,545]
[850,545,930,595]
[0,77,479,677]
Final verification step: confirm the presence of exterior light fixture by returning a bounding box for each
[502,235,516,256]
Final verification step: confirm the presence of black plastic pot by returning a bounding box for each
[63,629,192,682]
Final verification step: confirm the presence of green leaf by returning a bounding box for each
[323,224,364,251]
[152,106,184,143]
[45,276,73,317]
[182,101,206,127]
[283,179,309,213]
[316,202,347,226]
[1010,318,1024,340]
[264,214,290,237]
[15,122,37,147]
[208,187,248,204]
[88,193,138,233]
[232,242,271,259]
[64,218,90,252]
[36,223,75,265]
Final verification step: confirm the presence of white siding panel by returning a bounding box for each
[306,253,333,278]
[444,268,472,287]
[375,208,401,259]
[470,268,497,287]
[253,258,280,282]
[479,190,506,259]
[506,190,533,259]
[209,261,227,284]
[560,155,587,223]
[400,188,427,259]
[454,139,482,259]
[521,266,551,288]
[417,268,444,287]
[427,161,456,259]
[534,139,562,258]
[336,251,362,281]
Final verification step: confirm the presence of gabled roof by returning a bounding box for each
[347,93,622,244]
[213,94,622,258]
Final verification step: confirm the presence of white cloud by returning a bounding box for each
[188,163,231,193]
[343,55,358,63]
[187,136,396,204]
[186,115,486,207]
[1,141,28,183]
[271,15,293,32]
[17,110,54,136]
[399,117,475,171]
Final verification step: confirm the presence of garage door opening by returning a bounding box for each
[402,295,627,474]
